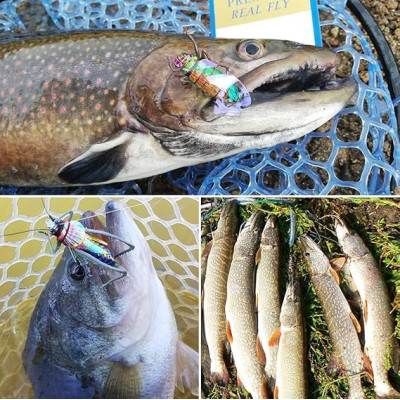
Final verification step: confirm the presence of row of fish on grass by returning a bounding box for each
[202,200,400,399]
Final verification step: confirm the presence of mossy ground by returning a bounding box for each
[201,197,400,399]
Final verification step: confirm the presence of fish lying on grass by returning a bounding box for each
[255,215,282,396]
[300,235,365,399]
[273,280,307,399]
[0,31,357,186]
[225,211,267,399]
[203,200,239,383]
[335,218,400,399]
[23,201,198,399]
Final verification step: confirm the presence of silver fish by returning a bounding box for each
[23,200,198,399]
[335,218,400,399]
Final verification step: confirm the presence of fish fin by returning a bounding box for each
[104,361,141,399]
[363,352,374,382]
[237,374,243,387]
[350,312,362,333]
[274,385,279,399]
[201,289,204,308]
[58,131,132,184]
[255,293,258,312]
[202,240,213,259]
[255,247,261,264]
[256,335,266,365]
[175,340,199,396]
[330,257,346,271]
[327,354,343,375]
[261,376,269,399]
[210,368,229,385]
[226,320,233,343]
[363,299,368,324]
[329,266,341,285]
[268,327,281,347]
[151,130,236,158]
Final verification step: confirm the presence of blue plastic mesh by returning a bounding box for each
[0,0,398,195]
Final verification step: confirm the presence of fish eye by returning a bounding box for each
[70,263,85,281]
[238,40,265,61]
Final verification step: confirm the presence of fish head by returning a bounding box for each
[47,201,157,335]
[280,280,302,328]
[261,215,279,245]
[127,37,357,136]
[218,199,239,230]
[299,235,330,275]
[335,217,367,257]
[241,209,265,236]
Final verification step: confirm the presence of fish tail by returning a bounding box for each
[175,340,199,396]
[210,361,229,385]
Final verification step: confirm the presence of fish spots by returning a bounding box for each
[27,80,33,88]
[70,93,75,99]
[90,95,95,101]
[79,96,85,103]
[95,103,102,110]
[9,88,15,95]
[96,78,102,85]
[40,107,46,114]
[41,96,46,103]
[113,71,121,78]
[65,78,72,86]
[84,69,90,77]
[2,107,8,114]
[87,84,92,90]
[109,99,116,106]
[60,106,66,114]
[51,93,57,100]
[22,106,28,113]
[47,64,54,71]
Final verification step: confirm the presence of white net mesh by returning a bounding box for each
[0,196,199,398]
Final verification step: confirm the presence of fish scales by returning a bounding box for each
[203,200,239,383]
[255,215,281,394]
[0,32,163,185]
[335,219,400,399]
[275,281,307,399]
[300,235,365,399]
[226,210,266,398]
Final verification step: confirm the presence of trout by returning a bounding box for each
[203,200,239,383]
[255,215,281,395]
[299,235,365,399]
[273,280,307,399]
[335,218,400,399]
[0,31,357,186]
[23,201,198,399]
[225,210,267,398]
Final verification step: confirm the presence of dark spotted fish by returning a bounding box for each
[0,31,357,186]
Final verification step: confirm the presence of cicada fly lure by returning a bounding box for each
[173,32,251,116]
[38,210,134,287]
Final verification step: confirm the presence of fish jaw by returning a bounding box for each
[335,218,370,258]
[299,235,330,276]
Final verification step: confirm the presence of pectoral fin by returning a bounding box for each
[363,352,374,382]
[329,266,341,285]
[104,361,141,399]
[58,131,132,184]
[268,327,281,347]
[256,334,266,365]
[255,248,261,264]
[330,257,346,271]
[363,299,368,324]
[175,340,199,396]
[350,312,362,333]
[274,385,279,399]
[226,320,233,343]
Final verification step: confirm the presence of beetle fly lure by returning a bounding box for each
[37,209,134,287]
[173,31,251,116]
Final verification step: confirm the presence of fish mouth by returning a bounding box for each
[241,51,341,99]
[81,208,128,292]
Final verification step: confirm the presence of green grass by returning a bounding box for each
[201,198,400,399]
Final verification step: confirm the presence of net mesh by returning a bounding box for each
[0,0,398,195]
[0,196,199,398]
